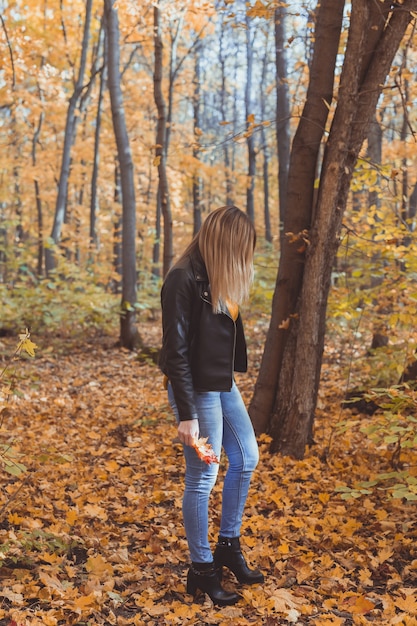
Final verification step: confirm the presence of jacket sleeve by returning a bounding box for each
[160,266,198,421]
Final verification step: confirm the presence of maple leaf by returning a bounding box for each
[192,437,219,464]
[341,594,375,614]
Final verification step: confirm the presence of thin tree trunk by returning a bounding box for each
[105,0,140,350]
[245,14,256,223]
[275,4,291,245]
[219,23,233,205]
[112,164,122,294]
[367,114,383,211]
[410,182,417,220]
[154,5,173,277]
[32,110,44,277]
[45,0,93,274]
[262,134,271,243]
[192,44,203,235]
[152,194,161,278]
[400,71,409,224]
[90,23,106,255]
[259,28,272,243]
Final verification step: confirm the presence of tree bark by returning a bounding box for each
[105,0,140,350]
[45,0,93,274]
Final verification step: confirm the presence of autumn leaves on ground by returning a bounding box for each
[0,320,416,626]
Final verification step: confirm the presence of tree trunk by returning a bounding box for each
[259,29,272,243]
[32,110,44,277]
[152,195,161,279]
[112,164,122,294]
[154,5,173,277]
[105,0,140,350]
[219,21,233,205]
[275,4,291,244]
[250,0,345,435]
[261,129,271,243]
[367,114,383,211]
[400,54,409,224]
[45,0,93,274]
[251,0,417,459]
[245,14,256,223]
[192,44,203,235]
[90,22,106,255]
[410,182,417,219]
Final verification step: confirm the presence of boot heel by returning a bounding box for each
[186,569,198,596]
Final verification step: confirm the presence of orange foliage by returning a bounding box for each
[192,437,219,465]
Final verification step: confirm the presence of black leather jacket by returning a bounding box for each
[159,249,248,421]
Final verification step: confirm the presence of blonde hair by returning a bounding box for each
[177,206,256,313]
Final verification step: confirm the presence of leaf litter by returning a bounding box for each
[0,323,416,626]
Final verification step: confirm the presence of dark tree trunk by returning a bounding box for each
[105,0,140,350]
[250,0,417,459]
[152,195,161,279]
[250,0,345,436]
[410,182,417,219]
[367,114,383,211]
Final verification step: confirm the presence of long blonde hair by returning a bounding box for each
[176,206,256,313]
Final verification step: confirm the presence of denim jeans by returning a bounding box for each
[168,381,259,563]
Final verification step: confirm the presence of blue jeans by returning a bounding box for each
[168,381,259,563]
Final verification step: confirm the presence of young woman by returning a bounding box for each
[159,206,264,606]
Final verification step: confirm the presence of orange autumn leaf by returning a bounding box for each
[86,554,114,577]
[192,437,219,464]
[394,592,417,613]
[341,594,375,614]
[71,592,99,611]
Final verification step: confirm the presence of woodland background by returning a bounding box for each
[1,0,417,624]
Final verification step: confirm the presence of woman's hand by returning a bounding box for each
[178,419,199,447]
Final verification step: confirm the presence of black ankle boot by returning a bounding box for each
[214,536,264,585]
[186,562,240,606]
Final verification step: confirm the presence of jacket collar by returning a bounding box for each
[189,249,208,282]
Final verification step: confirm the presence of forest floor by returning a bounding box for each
[0,316,416,626]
